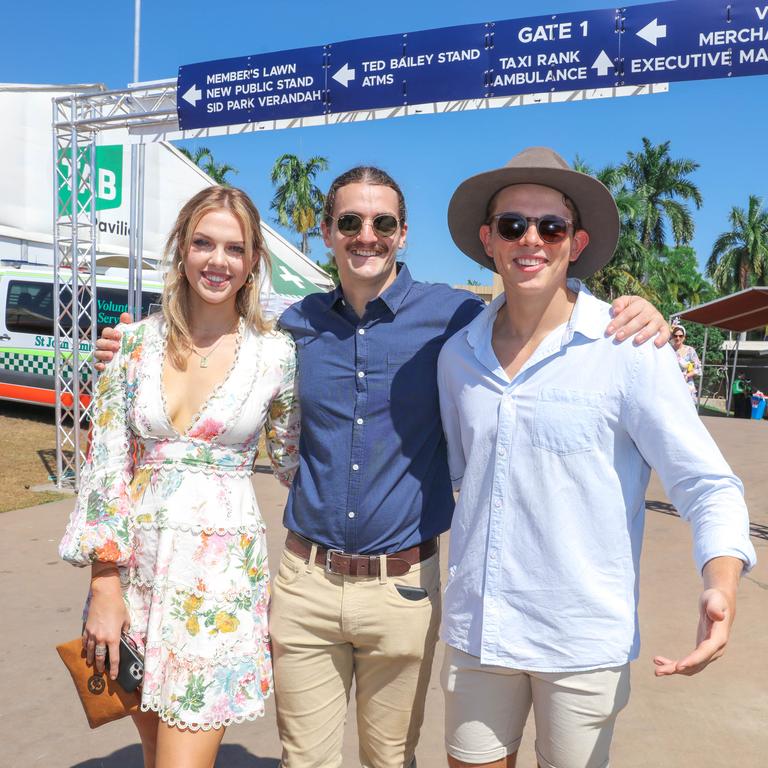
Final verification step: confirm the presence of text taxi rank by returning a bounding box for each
[204,63,321,112]
[359,20,596,89]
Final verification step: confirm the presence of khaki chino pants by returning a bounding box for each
[270,544,441,768]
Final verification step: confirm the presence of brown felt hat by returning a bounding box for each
[447,146,620,279]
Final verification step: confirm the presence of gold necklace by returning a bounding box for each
[189,321,239,368]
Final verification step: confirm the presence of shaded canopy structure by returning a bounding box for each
[677,287,768,413]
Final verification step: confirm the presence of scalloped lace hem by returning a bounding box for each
[127,574,269,601]
[158,651,272,671]
[135,461,256,478]
[139,695,269,732]
[133,519,266,535]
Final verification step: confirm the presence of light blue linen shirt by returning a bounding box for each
[437,280,756,673]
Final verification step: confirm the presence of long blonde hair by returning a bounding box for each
[162,186,272,369]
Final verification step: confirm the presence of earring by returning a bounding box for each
[177,261,185,276]
[246,272,255,285]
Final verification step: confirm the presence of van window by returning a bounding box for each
[5,280,161,335]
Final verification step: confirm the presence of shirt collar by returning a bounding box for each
[326,262,413,315]
[465,278,605,376]
[564,278,605,342]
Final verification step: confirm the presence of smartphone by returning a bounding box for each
[106,634,144,692]
[395,585,429,601]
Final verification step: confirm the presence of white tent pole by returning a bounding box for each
[727,336,740,416]
[697,326,708,415]
[133,0,141,84]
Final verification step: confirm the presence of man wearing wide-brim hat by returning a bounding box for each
[437,147,756,768]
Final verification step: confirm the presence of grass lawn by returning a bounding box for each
[0,401,73,512]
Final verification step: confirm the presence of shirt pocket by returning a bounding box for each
[387,348,436,404]
[532,388,603,455]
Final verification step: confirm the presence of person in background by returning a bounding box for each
[60,186,300,768]
[671,323,702,404]
[731,371,752,418]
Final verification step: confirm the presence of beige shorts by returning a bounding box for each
[442,646,630,768]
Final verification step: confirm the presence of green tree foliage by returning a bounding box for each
[706,194,768,292]
[574,157,653,301]
[270,154,329,254]
[177,146,238,185]
[316,253,339,286]
[648,246,716,319]
[621,137,702,250]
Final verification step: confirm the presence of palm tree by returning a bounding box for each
[178,146,238,185]
[573,157,653,300]
[270,154,329,254]
[707,195,768,292]
[621,138,703,250]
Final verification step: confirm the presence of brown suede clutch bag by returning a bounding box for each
[56,637,140,729]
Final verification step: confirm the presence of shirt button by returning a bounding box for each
[352,464,359,471]
[348,512,355,519]
[494,499,502,508]
[498,447,506,456]
[356,418,364,425]
[358,328,365,335]
[490,550,497,560]
[357,371,365,378]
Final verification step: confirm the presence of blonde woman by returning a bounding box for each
[60,186,300,767]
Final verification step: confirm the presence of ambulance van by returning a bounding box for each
[0,264,162,407]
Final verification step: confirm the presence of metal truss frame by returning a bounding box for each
[51,81,178,488]
[51,78,663,488]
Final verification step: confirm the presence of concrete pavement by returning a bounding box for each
[1,415,765,767]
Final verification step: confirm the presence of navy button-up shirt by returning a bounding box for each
[279,264,484,554]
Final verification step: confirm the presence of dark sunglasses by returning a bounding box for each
[332,213,400,238]
[672,333,685,338]
[488,213,574,244]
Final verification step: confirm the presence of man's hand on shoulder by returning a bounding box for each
[606,296,670,348]
[94,311,132,372]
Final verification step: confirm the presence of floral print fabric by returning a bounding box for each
[676,343,702,403]
[59,315,300,730]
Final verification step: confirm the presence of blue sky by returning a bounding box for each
[4,0,767,287]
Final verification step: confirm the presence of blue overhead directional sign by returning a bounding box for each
[177,46,326,129]
[326,24,489,113]
[621,0,768,85]
[489,9,620,96]
[328,24,491,112]
[176,1,768,131]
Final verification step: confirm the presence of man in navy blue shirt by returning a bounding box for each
[269,166,669,768]
[95,170,668,768]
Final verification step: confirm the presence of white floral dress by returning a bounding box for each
[59,315,300,730]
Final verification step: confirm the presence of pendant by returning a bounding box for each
[199,356,209,368]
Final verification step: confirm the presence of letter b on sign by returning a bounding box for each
[98,169,117,202]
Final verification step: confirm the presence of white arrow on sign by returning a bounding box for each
[182,84,202,107]
[332,63,356,88]
[591,50,614,77]
[637,18,667,46]
[278,265,305,289]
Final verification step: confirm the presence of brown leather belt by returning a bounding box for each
[285,531,437,577]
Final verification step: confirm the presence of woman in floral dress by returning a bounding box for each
[60,186,300,766]
[671,323,702,403]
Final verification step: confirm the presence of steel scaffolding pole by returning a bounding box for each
[52,95,98,489]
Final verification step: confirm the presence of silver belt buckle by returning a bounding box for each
[325,548,345,573]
